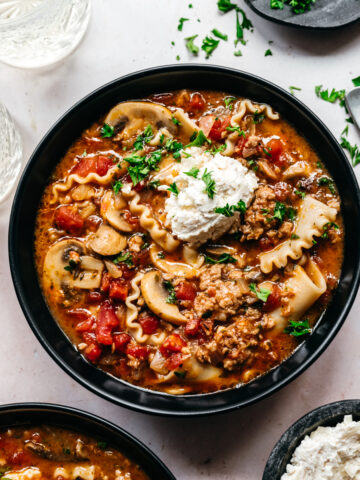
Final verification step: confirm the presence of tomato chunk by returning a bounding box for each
[84,343,102,363]
[126,344,149,359]
[71,155,114,177]
[100,272,111,293]
[86,291,104,304]
[95,301,119,345]
[67,308,92,321]
[54,206,84,234]
[113,332,132,353]
[175,281,197,301]
[108,279,129,301]
[7,450,30,466]
[189,92,205,111]
[165,353,184,371]
[75,317,95,333]
[160,334,186,357]
[263,284,282,313]
[185,317,201,337]
[139,315,160,335]
[208,116,231,141]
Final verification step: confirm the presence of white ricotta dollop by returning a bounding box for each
[282,415,360,480]
[164,147,258,245]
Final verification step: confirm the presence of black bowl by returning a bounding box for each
[0,402,175,479]
[8,65,360,416]
[263,399,360,479]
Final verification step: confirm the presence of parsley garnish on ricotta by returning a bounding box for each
[164,147,258,245]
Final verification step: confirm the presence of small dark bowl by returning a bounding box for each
[263,399,360,479]
[0,402,175,479]
[8,65,360,416]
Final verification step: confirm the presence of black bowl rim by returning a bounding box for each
[0,402,175,479]
[8,64,360,416]
[244,0,360,30]
[262,399,360,479]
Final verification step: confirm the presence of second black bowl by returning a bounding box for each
[9,65,360,416]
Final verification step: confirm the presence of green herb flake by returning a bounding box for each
[174,371,187,378]
[249,283,271,302]
[100,123,114,138]
[201,36,220,59]
[318,176,336,194]
[217,0,238,12]
[315,85,345,105]
[202,168,216,199]
[234,49,242,56]
[211,28,228,41]
[289,86,302,96]
[177,17,189,31]
[64,259,77,273]
[265,49,273,56]
[224,96,236,109]
[157,251,165,259]
[352,76,360,87]
[284,319,311,337]
[163,280,177,304]
[253,109,265,124]
[184,167,200,178]
[149,180,160,189]
[112,180,123,195]
[226,125,245,136]
[340,137,360,167]
[133,124,153,151]
[214,200,246,217]
[63,448,71,455]
[186,130,211,148]
[204,253,237,264]
[172,116,181,126]
[113,252,133,267]
[294,189,306,199]
[97,441,108,450]
[291,234,300,240]
[168,182,179,196]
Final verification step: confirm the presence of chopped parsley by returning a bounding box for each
[271,0,316,14]
[178,17,189,31]
[318,176,336,194]
[204,253,237,264]
[212,28,228,41]
[112,180,123,195]
[289,86,302,96]
[113,252,133,267]
[226,125,245,136]
[249,283,271,302]
[315,85,345,106]
[201,36,220,58]
[291,234,300,240]
[100,123,114,138]
[201,169,216,198]
[63,448,71,455]
[284,319,311,336]
[352,76,360,87]
[168,182,179,196]
[234,50,242,56]
[253,110,265,124]
[172,116,181,126]
[64,259,77,273]
[322,222,339,239]
[133,124,153,150]
[235,8,253,45]
[157,251,165,259]
[202,310,213,319]
[149,180,160,189]
[163,280,177,304]
[294,189,306,199]
[206,143,227,154]
[186,130,211,148]
[185,35,199,55]
[174,370,187,378]
[165,138,184,159]
[217,0,238,12]
[224,96,236,109]
[273,202,296,222]
[125,149,162,186]
[340,137,360,167]
[265,49,273,56]
[214,200,246,217]
[184,167,200,178]
[97,441,108,450]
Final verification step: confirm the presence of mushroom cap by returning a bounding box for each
[43,239,104,299]
[105,101,177,138]
[89,225,127,256]
[100,191,134,232]
[140,270,187,325]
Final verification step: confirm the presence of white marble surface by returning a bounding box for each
[0,1,360,478]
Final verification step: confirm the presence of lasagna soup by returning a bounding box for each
[35,90,343,394]
[0,425,148,479]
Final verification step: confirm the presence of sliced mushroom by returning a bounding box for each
[43,240,104,298]
[89,225,127,256]
[172,108,200,138]
[181,356,222,382]
[283,161,311,179]
[205,244,236,256]
[105,101,177,139]
[149,244,197,279]
[100,191,133,232]
[104,259,123,278]
[141,270,187,325]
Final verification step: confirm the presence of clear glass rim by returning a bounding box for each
[0,0,63,25]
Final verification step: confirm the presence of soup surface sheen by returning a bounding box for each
[35,90,343,394]
[0,425,148,479]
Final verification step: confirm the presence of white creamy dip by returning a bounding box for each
[164,147,258,245]
[282,415,360,480]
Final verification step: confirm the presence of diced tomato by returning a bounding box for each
[71,155,114,177]
[267,138,283,161]
[75,317,95,333]
[139,315,160,335]
[118,264,136,281]
[108,279,129,301]
[185,317,201,337]
[7,450,30,466]
[67,308,92,321]
[235,135,247,156]
[86,291,104,303]
[84,343,102,363]
[113,332,132,353]
[165,352,184,371]
[133,180,147,192]
[160,334,186,358]
[132,249,150,268]
[259,237,274,251]
[262,284,282,313]
[199,115,216,136]
[123,210,140,228]
[100,272,111,293]
[189,93,205,112]
[175,281,197,302]
[95,301,119,345]
[208,116,231,141]
[126,344,149,359]
[54,205,84,234]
